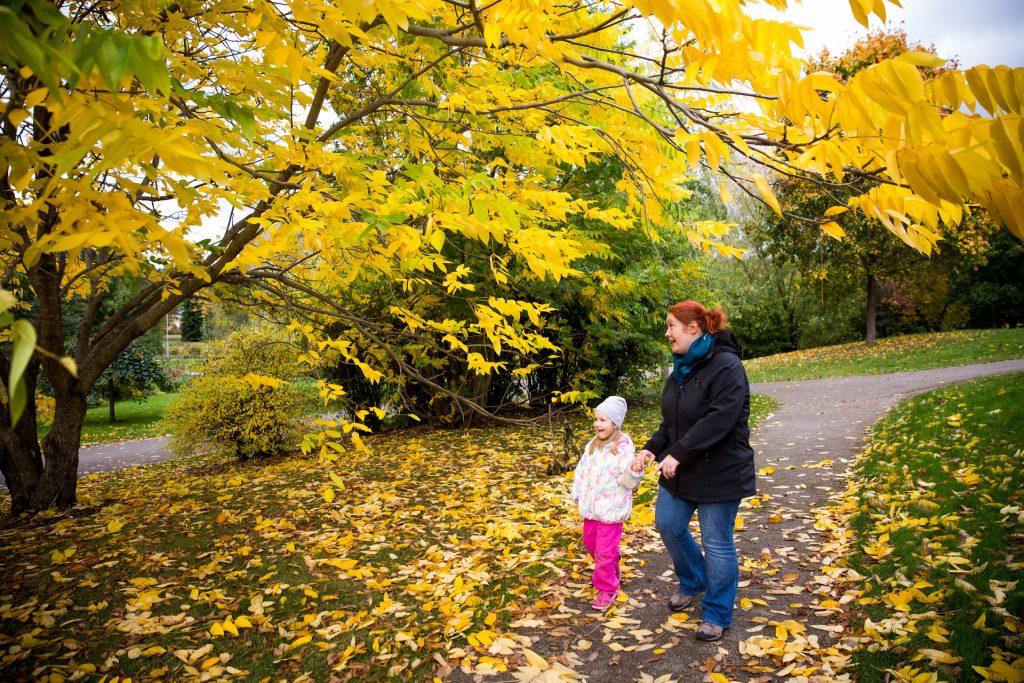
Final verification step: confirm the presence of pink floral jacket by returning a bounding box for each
[571,432,641,524]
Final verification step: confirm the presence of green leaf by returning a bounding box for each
[8,318,36,426]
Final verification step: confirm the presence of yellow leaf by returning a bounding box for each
[897,51,948,68]
[210,622,224,636]
[329,473,346,489]
[234,616,252,628]
[524,647,548,667]
[917,648,962,665]
[7,109,28,127]
[987,660,1024,683]
[752,173,782,216]
[820,221,846,240]
[321,487,335,503]
[24,87,48,108]
[59,356,77,377]
[290,634,313,649]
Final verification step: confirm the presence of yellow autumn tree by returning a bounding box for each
[1,0,1022,512]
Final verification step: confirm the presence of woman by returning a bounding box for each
[638,300,756,642]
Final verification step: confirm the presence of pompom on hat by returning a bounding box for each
[594,396,627,429]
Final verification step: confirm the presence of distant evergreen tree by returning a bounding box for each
[180,299,204,342]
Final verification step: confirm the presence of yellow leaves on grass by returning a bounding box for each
[209,614,252,637]
[50,547,76,563]
[861,533,894,561]
[974,655,1024,683]
[779,373,1024,683]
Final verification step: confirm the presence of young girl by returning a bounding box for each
[571,396,646,610]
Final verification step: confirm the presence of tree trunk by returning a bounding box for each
[108,377,116,423]
[463,369,493,428]
[30,391,88,510]
[0,382,88,514]
[0,367,44,514]
[865,272,878,346]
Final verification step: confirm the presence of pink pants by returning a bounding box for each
[582,519,624,592]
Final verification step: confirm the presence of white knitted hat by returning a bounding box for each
[594,396,627,429]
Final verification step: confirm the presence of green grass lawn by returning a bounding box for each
[76,393,179,445]
[835,371,1024,682]
[744,328,1024,383]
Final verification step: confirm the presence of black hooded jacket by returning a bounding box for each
[642,331,756,502]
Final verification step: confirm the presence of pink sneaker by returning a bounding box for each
[591,591,616,610]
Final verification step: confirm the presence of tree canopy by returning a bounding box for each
[2,0,1023,511]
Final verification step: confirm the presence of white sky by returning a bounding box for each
[766,0,1024,67]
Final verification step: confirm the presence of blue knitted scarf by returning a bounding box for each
[672,332,715,385]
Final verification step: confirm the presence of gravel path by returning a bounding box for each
[77,436,171,477]
[0,437,172,493]
[517,359,1024,683]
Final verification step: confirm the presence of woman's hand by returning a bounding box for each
[655,454,680,478]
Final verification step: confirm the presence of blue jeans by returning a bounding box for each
[655,486,740,628]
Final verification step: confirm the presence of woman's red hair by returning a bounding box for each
[667,300,728,333]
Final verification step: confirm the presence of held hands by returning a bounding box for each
[639,449,657,470]
[629,449,680,478]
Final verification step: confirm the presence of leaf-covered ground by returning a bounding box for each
[835,372,1024,682]
[2,364,1022,682]
[1,400,695,682]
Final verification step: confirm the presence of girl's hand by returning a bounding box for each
[639,449,657,468]
[655,454,680,479]
[631,453,645,475]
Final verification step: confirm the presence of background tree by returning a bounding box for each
[744,27,998,345]
[949,229,1024,329]
[2,0,1022,512]
[92,341,167,423]
[179,298,204,343]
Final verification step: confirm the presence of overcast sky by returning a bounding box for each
[765,0,1024,67]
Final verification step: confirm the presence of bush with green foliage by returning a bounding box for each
[161,375,306,460]
[160,326,309,459]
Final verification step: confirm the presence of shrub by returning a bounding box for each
[160,325,310,460]
[161,375,306,460]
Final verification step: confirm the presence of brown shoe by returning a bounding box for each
[667,591,698,611]
[695,621,725,642]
